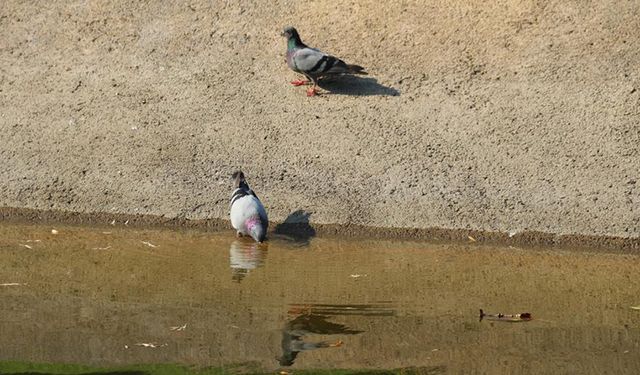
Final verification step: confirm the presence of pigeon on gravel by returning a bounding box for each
[282,26,367,97]
[230,171,268,243]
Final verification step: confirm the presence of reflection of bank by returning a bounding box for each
[277,303,395,367]
[229,240,268,282]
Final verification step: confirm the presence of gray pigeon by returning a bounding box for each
[230,171,268,243]
[282,26,367,97]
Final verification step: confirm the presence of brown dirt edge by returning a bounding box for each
[1,206,638,253]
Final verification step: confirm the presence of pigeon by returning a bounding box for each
[282,26,367,97]
[229,171,268,243]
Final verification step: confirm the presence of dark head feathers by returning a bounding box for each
[282,26,304,46]
[232,170,246,189]
[232,170,245,181]
[282,26,298,38]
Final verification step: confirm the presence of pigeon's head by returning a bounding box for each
[282,26,301,41]
[246,217,267,243]
[232,170,245,188]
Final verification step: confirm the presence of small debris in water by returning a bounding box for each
[92,246,112,250]
[170,324,187,331]
[508,230,517,238]
[141,241,158,248]
[19,244,33,249]
[51,229,59,234]
[350,274,367,278]
[1,283,26,286]
[467,235,477,242]
[135,342,167,348]
[110,220,116,225]
[630,306,640,311]
[480,309,532,322]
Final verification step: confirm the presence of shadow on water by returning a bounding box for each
[229,239,268,282]
[272,210,316,247]
[318,75,399,96]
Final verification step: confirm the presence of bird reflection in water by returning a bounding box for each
[277,303,395,367]
[229,239,268,282]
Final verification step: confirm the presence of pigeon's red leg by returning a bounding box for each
[290,79,310,86]
[306,84,319,97]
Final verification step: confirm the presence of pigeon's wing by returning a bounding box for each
[255,198,269,227]
[292,47,351,76]
[248,189,259,199]
[230,188,248,208]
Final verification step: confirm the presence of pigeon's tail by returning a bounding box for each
[347,64,367,75]
[232,170,248,189]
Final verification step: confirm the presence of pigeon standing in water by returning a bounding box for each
[230,171,268,243]
[282,26,367,97]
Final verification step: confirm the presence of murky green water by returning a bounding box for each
[1,223,639,374]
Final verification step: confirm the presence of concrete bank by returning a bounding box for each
[1,1,638,244]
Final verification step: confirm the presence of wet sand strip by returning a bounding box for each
[1,206,638,252]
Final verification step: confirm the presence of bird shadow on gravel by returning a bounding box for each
[272,209,316,247]
[318,76,399,96]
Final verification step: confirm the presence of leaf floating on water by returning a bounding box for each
[141,241,158,248]
[330,340,343,347]
[170,324,187,331]
[480,309,532,322]
[630,306,640,311]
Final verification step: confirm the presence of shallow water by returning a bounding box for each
[1,223,639,374]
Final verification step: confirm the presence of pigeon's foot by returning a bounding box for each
[290,79,310,86]
[306,87,319,97]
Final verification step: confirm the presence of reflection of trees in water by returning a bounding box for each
[228,240,268,282]
[277,304,395,367]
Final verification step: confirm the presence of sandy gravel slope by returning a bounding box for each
[1,1,638,238]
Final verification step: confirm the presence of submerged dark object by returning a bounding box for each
[480,309,532,322]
